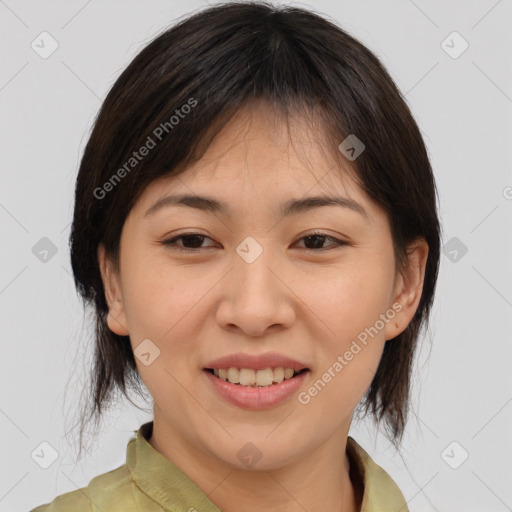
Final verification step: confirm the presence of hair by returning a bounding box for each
[69,1,441,456]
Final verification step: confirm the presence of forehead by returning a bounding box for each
[134,103,381,222]
[183,102,357,186]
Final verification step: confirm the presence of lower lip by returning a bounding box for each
[203,369,310,410]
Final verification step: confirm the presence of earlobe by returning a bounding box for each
[384,238,429,341]
[97,244,130,336]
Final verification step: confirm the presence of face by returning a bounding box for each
[98,103,427,470]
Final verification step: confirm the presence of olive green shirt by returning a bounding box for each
[31,421,409,511]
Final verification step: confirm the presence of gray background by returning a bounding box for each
[1,0,511,511]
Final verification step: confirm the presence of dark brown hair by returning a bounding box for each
[69,1,441,454]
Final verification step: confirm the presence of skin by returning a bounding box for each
[98,102,428,512]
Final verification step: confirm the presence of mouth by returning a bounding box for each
[204,367,310,388]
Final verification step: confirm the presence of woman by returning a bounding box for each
[32,1,441,510]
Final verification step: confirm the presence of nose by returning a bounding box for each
[215,242,296,337]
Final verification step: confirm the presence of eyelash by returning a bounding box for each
[161,231,348,252]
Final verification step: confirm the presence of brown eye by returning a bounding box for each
[295,232,347,251]
[162,233,216,251]
[161,231,348,252]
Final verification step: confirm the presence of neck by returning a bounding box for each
[148,408,363,512]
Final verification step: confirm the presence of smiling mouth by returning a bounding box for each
[204,367,310,387]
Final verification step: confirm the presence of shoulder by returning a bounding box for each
[347,437,409,511]
[30,464,135,512]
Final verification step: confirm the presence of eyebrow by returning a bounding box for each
[143,193,369,221]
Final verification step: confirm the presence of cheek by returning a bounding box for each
[300,257,395,341]
[300,270,390,413]
[120,259,216,397]
[120,251,202,339]
[297,257,393,404]
[304,343,385,422]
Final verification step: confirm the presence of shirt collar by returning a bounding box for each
[346,436,409,511]
[127,421,408,512]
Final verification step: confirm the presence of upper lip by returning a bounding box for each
[204,352,310,371]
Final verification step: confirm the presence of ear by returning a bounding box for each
[384,238,429,341]
[97,244,130,336]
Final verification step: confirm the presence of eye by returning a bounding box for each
[294,231,348,251]
[161,233,217,251]
[161,231,348,252]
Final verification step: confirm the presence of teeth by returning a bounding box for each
[284,368,294,379]
[255,368,273,386]
[273,367,284,383]
[212,367,302,387]
[227,367,239,383]
[239,368,256,386]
